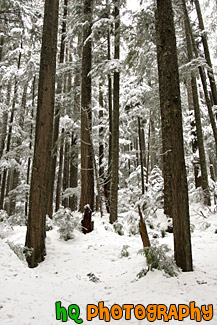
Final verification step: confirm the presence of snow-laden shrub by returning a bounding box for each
[125,211,139,236]
[113,221,124,236]
[54,208,81,241]
[7,213,27,226]
[189,186,205,204]
[0,210,13,239]
[46,215,53,231]
[138,241,180,277]
[120,245,130,258]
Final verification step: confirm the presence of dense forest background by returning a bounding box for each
[0,0,217,270]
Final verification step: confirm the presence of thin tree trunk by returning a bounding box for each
[106,0,112,211]
[0,81,11,160]
[25,0,59,268]
[62,137,70,208]
[0,73,20,209]
[69,133,78,211]
[146,110,151,192]
[183,0,217,158]
[194,0,217,105]
[9,82,28,215]
[138,117,145,195]
[183,0,211,205]
[141,128,146,168]
[156,0,193,271]
[110,0,120,224]
[56,128,64,212]
[69,35,82,212]
[25,76,36,217]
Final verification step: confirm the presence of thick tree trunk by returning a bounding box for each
[156,0,193,271]
[110,0,120,224]
[79,0,94,212]
[25,0,59,268]
[47,0,68,218]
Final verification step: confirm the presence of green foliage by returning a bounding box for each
[54,208,80,241]
[138,241,180,277]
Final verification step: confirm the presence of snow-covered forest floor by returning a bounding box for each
[0,202,217,324]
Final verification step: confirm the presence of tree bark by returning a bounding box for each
[155,0,193,271]
[25,0,59,268]
[46,0,68,218]
[79,0,94,212]
[110,0,120,224]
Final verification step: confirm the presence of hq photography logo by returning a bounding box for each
[55,301,213,323]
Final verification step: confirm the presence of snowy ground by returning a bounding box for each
[0,203,217,324]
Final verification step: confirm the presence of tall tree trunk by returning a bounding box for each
[99,83,104,181]
[79,0,94,212]
[185,79,201,187]
[182,0,217,158]
[25,0,59,268]
[138,117,145,195]
[145,110,151,192]
[193,0,217,105]
[56,128,64,212]
[25,76,36,217]
[141,128,146,168]
[107,0,113,211]
[8,82,28,215]
[0,81,11,160]
[0,73,20,209]
[69,133,78,211]
[110,0,120,224]
[69,35,82,212]
[47,0,68,218]
[155,0,193,271]
[182,1,211,206]
[62,137,70,208]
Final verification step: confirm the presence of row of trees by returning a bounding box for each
[0,0,216,270]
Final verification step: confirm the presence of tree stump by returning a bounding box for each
[81,205,94,234]
[138,204,150,248]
